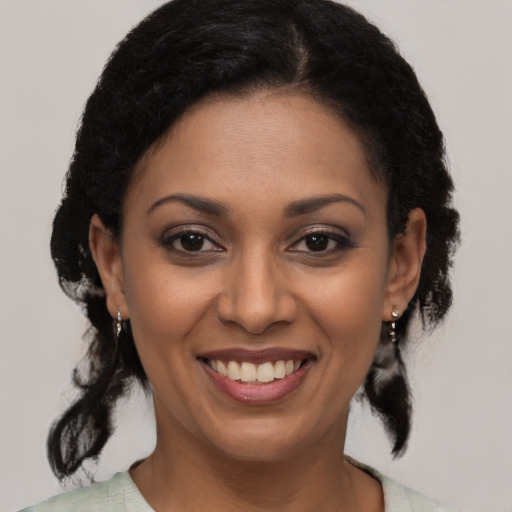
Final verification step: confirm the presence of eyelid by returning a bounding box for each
[160,225,225,252]
[287,226,356,253]
[290,225,352,242]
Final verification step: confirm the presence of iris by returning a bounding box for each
[305,234,329,251]
[180,233,205,251]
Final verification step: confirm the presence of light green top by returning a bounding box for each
[20,461,460,511]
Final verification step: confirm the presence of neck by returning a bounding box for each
[130,401,382,512]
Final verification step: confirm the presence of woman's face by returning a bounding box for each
[99,91,410,461]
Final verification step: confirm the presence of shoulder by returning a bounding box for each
[19,472,152,512]
[379,473,460,512]
[346,456,461,512]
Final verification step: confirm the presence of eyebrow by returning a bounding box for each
[147,192,364,218]
[147,193,229,217]
[284,194,365,217]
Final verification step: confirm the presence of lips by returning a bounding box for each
[198,348,316,403]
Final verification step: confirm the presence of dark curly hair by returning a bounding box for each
[48,0,459,480]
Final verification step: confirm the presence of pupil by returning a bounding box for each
[181,234,204,251]
[306,234,328,251]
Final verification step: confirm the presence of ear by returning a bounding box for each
[89,214,129,320]
[382,208,427,321]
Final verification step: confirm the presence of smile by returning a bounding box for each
[198,348,316,404]
[205,358,303,384]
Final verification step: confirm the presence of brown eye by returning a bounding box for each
[179,233,205,251]
[289,229,355,256]
[162,228,222,254]
[305,234,329,251]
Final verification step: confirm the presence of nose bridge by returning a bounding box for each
[217,245,296,334]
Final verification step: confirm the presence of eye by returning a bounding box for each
[304,233,331,252]
[290,229,354,255]
[161,228,223,254]
[176,233,209,252]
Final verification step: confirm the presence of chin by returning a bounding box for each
[201,415,323,464]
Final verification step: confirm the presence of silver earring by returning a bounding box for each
[389,308,400,344]
[114,310,122,339]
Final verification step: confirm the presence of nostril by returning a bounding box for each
[216,284,297,335]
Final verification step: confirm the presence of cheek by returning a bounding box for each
[306,258,386,328]
[121,252,221,387]
[302,259,387,374]
[121,265,219,425]
[124,257,216,337]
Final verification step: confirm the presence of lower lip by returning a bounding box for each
[200,359,314,404]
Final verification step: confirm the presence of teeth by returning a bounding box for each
[217,360,227,377]
[240,362,257,382]
[274,360,286,379]
[256,362,275,383]
[227,361,241,380]
[209,358,305,383]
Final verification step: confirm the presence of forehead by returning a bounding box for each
[126,90,386,219]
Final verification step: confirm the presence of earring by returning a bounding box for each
[114,310,122,339]
[389,308,400,344]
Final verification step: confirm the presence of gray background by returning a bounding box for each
[1,1,511,511]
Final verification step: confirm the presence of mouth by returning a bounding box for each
[197,349,316,403]
[200,358,305,384]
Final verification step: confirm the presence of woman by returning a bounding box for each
[20,0,461,510]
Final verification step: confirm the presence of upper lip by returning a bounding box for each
[197,348,316,365]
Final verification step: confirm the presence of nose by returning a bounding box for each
[216,249,297,335]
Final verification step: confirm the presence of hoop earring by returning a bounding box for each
[389,308,400,344]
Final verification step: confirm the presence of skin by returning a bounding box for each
[90,90,426,511]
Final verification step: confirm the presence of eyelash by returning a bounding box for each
[289,229,356,255]
[159,227,356,257]
[160,227,224,255]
